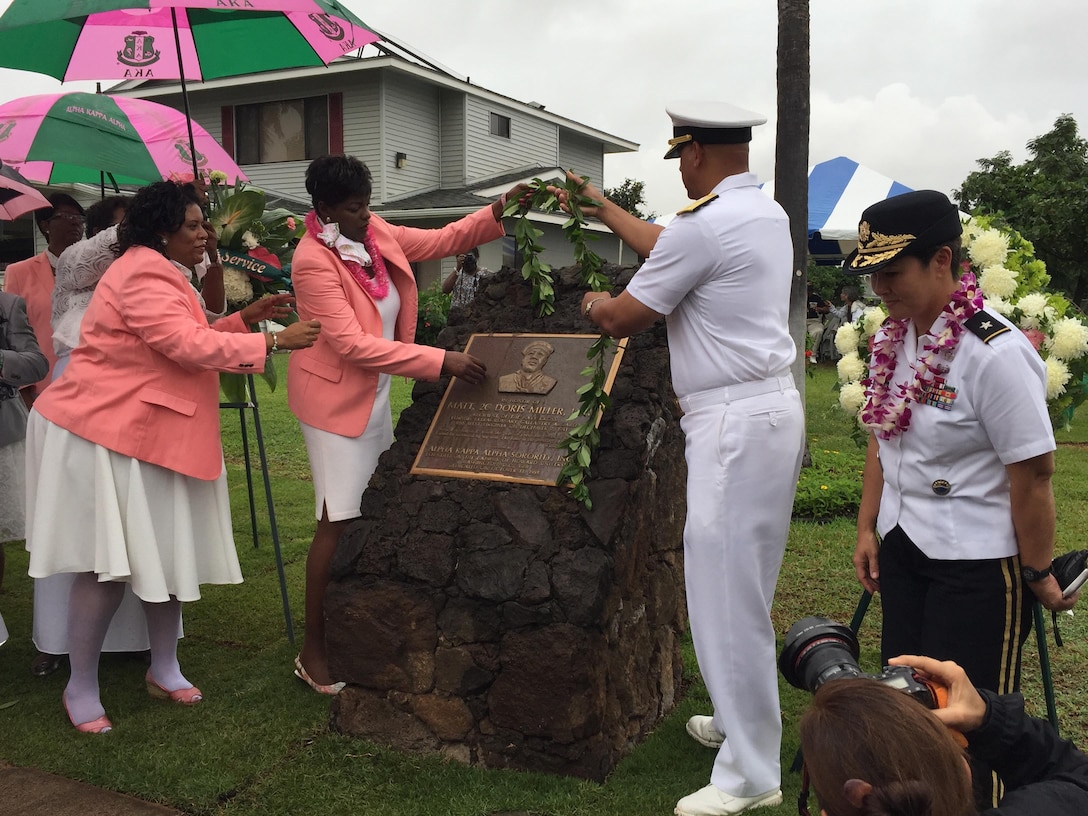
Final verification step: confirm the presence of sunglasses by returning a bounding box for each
[50,213,86,225]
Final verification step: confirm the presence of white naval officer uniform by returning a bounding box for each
[874,307,1054,693]
[626,172,804,798]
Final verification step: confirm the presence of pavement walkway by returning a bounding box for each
[0,763,180,815]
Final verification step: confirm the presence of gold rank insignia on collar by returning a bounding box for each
[964,310,1011,344]
[676,193,718,215]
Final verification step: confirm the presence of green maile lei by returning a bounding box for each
[504,174,611,509]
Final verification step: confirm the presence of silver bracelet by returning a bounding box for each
[584,297,603,318]
[270,332,279,353]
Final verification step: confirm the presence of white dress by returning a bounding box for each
[299,284,400,522]
[26,411,240,603]
[0,429,25,543]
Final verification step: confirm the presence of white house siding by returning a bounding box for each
[382,73,442,202]
[342,73,383,195]
[557,130,604,186]
[440,89,466,187]
[465,97,556,181]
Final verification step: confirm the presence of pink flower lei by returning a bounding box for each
[861,272,983,440]
[304,210,389,300]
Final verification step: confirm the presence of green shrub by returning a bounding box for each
[416,282,450,347]
[793,438,865,521]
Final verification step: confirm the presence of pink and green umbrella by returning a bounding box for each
[0,91,247,187]
[0,0,380,82]
[0,0,380,181]
[0,161,50,221]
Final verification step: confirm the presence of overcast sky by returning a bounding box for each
[0,0,1084,218]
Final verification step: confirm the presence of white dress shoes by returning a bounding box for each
[674,784,783,816]
[685,714,725,748]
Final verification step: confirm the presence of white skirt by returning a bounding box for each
[0,438,26,543]
[299,375,393,522]
[32,574,181,654]
[25,412,242,603]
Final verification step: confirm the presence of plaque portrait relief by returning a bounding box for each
[412,334,626,485]
[497,340,558,395]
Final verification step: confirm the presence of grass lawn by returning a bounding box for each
[2,359,1088,815]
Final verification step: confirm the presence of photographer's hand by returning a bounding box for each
[888,655,988,733]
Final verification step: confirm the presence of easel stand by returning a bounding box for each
[220,373,295,643]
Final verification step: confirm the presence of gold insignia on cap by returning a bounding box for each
[667,134,693,148]
[851,229,917,268]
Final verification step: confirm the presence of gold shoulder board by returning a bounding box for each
[676,193,718,215]
[964,310,1011,344]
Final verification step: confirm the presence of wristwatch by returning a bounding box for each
[1021,564,1053,583]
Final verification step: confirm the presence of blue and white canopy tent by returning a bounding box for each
[652,156,913,263]
[761,156,913,262]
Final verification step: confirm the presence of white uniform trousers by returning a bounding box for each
[679,378,804,797]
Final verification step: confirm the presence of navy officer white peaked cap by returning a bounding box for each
[664,100,768,159]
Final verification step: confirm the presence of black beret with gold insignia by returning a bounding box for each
[844,190,962,274]
[664,100,767,159]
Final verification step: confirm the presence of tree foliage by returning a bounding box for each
[956,114,1088,304]
[603,178,654,220]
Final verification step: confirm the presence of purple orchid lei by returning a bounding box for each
[861,272,983,440]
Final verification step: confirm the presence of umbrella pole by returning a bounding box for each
[170,8,201,182]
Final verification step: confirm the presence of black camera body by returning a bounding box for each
[779,616,941,710]
[462,253,477,274]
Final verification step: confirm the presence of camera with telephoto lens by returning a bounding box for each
[462,253,477,274]
[778,616,947,710]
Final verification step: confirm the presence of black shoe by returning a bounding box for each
[31,652,65,677]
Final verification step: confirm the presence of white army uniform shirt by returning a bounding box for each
[875,309,1054,560]
[625,172,795,398]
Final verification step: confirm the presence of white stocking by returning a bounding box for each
[142,597,189,691]
[64,574,125,725]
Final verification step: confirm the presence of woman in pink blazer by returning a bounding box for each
[287,155,524,693]
[2,193,87,402]
[26,182,321,733]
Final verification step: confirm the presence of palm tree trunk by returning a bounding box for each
[775,0,812,461]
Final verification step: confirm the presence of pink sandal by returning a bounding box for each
[62,692,112,734]
[145,670,203,705]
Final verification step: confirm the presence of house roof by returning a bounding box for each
[374,166,560,211]
[109,44,637,155]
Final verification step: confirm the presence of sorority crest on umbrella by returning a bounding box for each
[174,141,209,170]
[310,13,345,42]
[0,121,15,143]
[118,30,161,69]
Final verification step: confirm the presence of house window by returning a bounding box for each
[489,112,511,139]
[235,96,330,164]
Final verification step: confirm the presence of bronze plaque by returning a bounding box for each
[411,333,627,485]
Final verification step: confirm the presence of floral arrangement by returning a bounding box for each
[835,215,1088,434]
[208,173,304,310]
[206,172,306,400]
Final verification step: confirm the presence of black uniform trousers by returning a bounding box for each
[879,524,1033,809]
[878,524,1031,695]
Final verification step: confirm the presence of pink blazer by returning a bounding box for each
[288,207,505,437]
[2,251,58,390]
[34,246,269,480]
